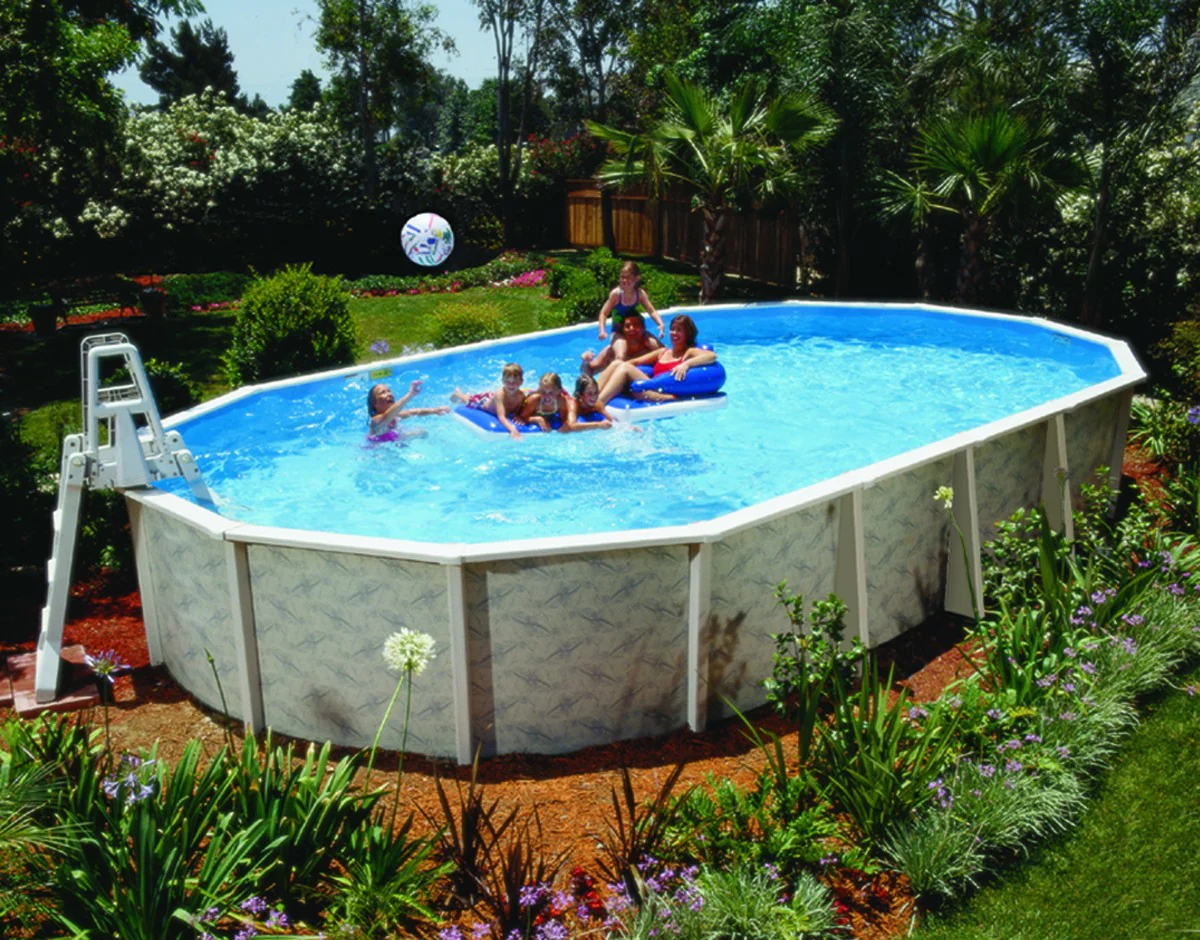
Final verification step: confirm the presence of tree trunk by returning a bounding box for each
[1080,157,1112,328]
[358,0,376,198]
[699,206,727,304]
[915,228,934,300]
[954,212,986,304]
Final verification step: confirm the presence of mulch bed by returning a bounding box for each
[0,308,147,334]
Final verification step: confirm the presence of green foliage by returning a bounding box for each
[225,734,375,913]
[347,251,549,296]
[0,414,55,575]
[431,302,505,348]
[225,263,358,385]
[880,809,983,903]
[162,271,252,312]
[329,811,448,938]
[763,585,863,764]
[817,656,960,845]
[613,864,839,940]
[139,18,244,110]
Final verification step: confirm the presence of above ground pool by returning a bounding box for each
[162,304,1122,543]
[131,302,1143,762]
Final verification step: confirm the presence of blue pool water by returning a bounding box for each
[163,305,1121,543]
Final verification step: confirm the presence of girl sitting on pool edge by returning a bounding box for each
[367,379,450,442]
[595,314,717,405]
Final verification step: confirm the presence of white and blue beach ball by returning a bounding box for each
[401,212,455,267]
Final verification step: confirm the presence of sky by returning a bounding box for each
[112,0,500,108]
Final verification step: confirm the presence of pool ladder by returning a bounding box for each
[35,333,212,703]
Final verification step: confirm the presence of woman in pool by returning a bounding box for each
[596,314,717,405]
[367,379,450,441]
[520,371,574,432]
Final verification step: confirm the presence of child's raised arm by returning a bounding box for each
[640,288,664,337]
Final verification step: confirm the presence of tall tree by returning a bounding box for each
[887,107,1085,304]
[471,0,548,243]
[1057,0,1200,327]
[288,69,324,112]
[315,0,448,197]
[542,0,627,125]
[0,0,200,285]
[589,71,835,302]
[140,18,243,109]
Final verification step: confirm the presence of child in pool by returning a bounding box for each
[519,371,574,432]
[565,374,614,431]
[582,262,664,376]
[367,380,450,441]
[451,362,528,439]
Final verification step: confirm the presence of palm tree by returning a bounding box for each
[886,107,1084,304]
[587,72,834,303]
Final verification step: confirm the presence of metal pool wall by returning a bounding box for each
[125,376,1135,762]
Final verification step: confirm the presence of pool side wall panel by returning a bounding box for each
[464,546,689,756]
[707,503,839,721]
[139,508,241,713]
[245,545,458,757]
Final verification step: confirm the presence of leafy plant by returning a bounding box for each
[475,808,569,939]
[881,808,983,903]
[107,357,199,416]
[225,734,376,914]
[817,656,960,845]
[224,263,358,385]
[162,271,252,312]
[763,585,863,764]
[430,301,505,347]
[593,763,692,905]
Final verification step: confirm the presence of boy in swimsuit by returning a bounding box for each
[596,314,718,406]
[520,372,574,432]
[581,311,662,377]
[367,380,450,441]
[451,362,528,439]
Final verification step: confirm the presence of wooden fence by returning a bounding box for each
[564,180,796,288]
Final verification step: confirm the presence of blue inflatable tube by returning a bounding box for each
[452,404,605,436]
[630,360,726,397]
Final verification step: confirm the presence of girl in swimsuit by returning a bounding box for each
[565,374,614,431]
[584,262,666,380]
[596,314,717,406]
[367,380,451,441]
[450,362,528,439]
[519,372,575,432]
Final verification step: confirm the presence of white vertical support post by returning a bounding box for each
[1107,390,1134,506]
[224,541,264,733]
[835,489,869,649]
[1043,413,1074,541]
[686,542,712,733]
[126,498,163,667]
[446,564,473,766]
[945,448,984,620]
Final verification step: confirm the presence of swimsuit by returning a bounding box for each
[466,391,493,410]
[652,355,685,377]
[610,290,641,332]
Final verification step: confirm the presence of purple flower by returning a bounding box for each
[1081,662,1096,675]
[986,708,1005,720]
[1059,711,1076,721]
[1188,405,1200,424]
[369,338,390,356]
[1005,759,1023,773]
[979,763,997,778]
[1186,685,1198,697]
[1064,647,1076,658]
[265,909,288,929]
[1169,583,1186,596]
[233,929,258,940]
[1037,674,1057,688]
[1000,738,1023,752]
[819,854,839,867]
[1121,613,1145,627]
[240,896,269,915]
[907,705,928,721]
[536,921,569,940]
[1122,637,1138,656]
[763,862,780,880]
[519,883,545,908]
[438,928,465,940]
[84,649,129,684]
[1024,733,1042,743]
[1057,746,1071,759]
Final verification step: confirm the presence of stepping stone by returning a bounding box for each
[8,646,101,718]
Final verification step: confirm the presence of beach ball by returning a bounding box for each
[401,212,454,267]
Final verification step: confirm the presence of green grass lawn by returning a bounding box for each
[914,662,1200,940]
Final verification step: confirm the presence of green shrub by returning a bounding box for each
[224,264,358,385]
[536,305,570,331]
[431,302,505,347]
[546,262,572,299]
[162,271,251,312]
[1155,318,1200,401]
[584,246,624,286]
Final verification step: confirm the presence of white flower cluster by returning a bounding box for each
[381,629,436,676]
[79,199,131,239]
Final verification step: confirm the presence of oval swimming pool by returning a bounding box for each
[131,302,1142,761]
[163,303,1121,542]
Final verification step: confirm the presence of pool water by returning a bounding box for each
[164,305,1120,543]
